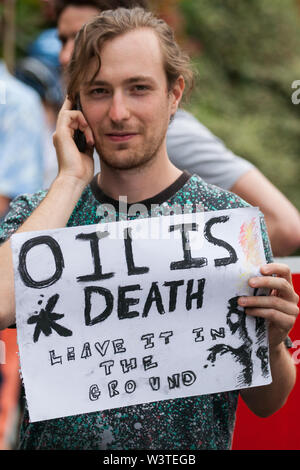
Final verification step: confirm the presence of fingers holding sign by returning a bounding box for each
[238,263,299,349]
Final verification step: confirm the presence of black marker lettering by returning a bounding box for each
[159,331,173,344]
[192,328,204,342]
[163,280,184,312]
[204,216,238,267]
[168,373,180,389]
[124,228,149,275]
[112,339,126,354]
[124,380,136,394]
[76,231,114,282]
[120,358,137,373]
[182,370,196,386]
[142,282,165,317]
[143,355,158,371]
[89,384,101,401]
[100,360,114,375]
[108,380,119,398]
[67,347,75,361]
[49,350,62,366]
[84,286,114,326]
[149,377,160,391]
[81,342,92,359]
[141,333,155,349]
[210,328,225,340]
[186,279,206,310]
[118,284,141,320]
[18,236,64,288]
[169,224,207,270]
[94,340,110,357]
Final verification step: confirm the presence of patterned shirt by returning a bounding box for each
[0,172,272,450]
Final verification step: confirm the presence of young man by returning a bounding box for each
[0,7,298,449]
[52,0,300,257]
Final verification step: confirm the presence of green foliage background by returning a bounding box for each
[0,0,46,58]
[180,0,300,213]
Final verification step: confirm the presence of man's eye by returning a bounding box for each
[90,88,109,96]
[132,85,150,93]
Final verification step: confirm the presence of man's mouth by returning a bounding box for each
[105,133,138,142]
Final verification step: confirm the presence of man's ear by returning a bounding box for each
[169,75,185,115]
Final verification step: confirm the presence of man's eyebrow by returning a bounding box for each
[83,79,109,87]
[123,76,156,85]
[83,76,156,87]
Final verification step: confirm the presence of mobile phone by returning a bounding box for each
[72,96,87,152]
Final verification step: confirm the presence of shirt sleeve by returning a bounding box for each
[0,191,46,245]
[167,109,254,191]
[259,212,273,264]
[0,87,44,199]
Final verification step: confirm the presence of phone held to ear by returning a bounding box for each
[72,96,87,152]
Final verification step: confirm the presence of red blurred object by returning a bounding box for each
[0,329,20,450]
[232,271,300,450]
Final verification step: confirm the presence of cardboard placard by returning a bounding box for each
[11,207,271,422]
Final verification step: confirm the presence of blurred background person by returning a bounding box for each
[0,60,44,221]
[15,26,63,188]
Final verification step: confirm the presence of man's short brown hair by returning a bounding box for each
[67,7,194,103]
[54,0,150,20]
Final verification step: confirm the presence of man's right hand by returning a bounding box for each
[53,97,95,186]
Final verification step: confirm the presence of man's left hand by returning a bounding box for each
[238,263,299,349]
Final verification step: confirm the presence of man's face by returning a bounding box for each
[79,28,182,172]
[58,5,99,69]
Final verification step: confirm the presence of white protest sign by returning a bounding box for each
[11,207,271,422]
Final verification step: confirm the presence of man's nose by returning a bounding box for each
[108,92,130,123]
[59,40,74,68]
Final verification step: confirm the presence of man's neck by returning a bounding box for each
[97,152,182,204]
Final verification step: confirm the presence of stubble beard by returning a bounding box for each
[95,131,166,173]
